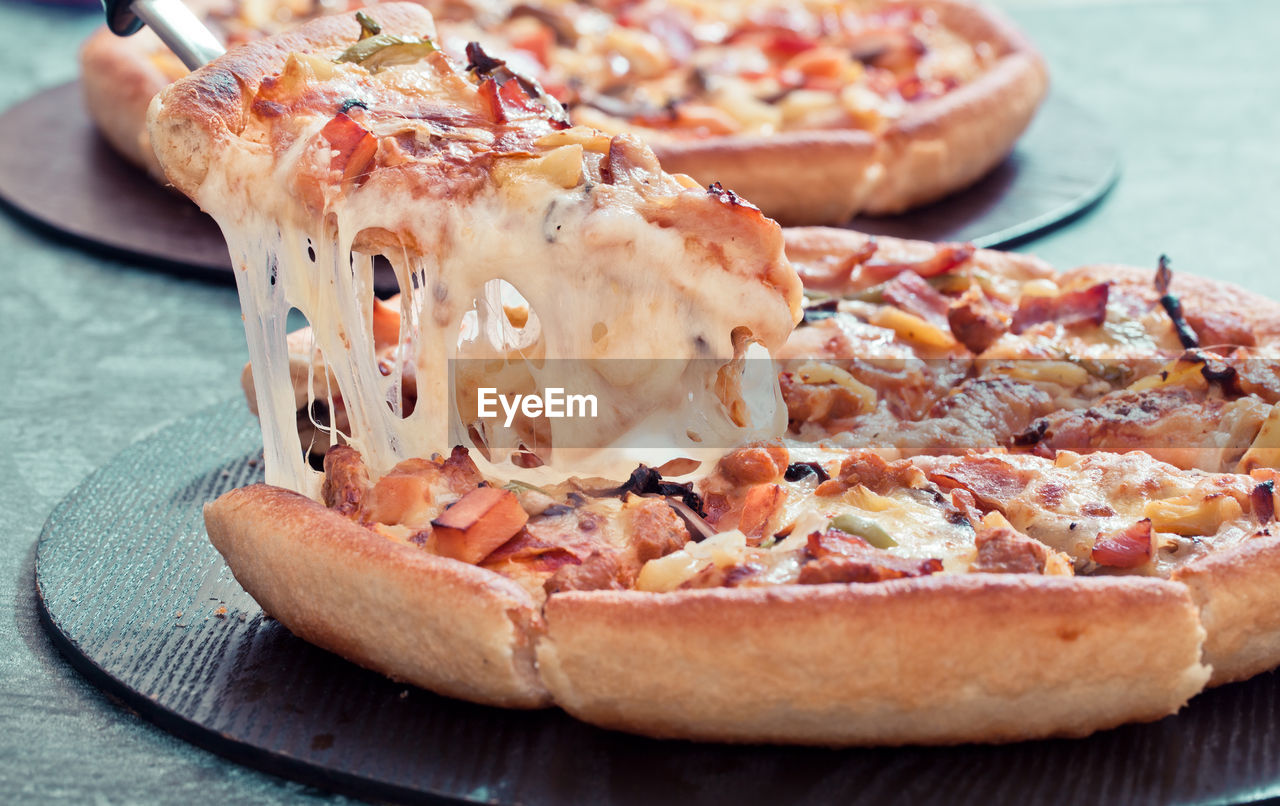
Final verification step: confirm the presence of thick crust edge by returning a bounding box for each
[651,0,1049,225]
[204,483,551,707]
[538,576,1209,745]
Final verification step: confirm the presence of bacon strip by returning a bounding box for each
[795,239,879,291]
[926,456,1031,510]
[320,112,377,182]
[1011,282,1110,334]
[882,271,951,329]
[863,243,975,283]
[1091,519,1153,568]
[482,530,583,569]
[798,530,942,584]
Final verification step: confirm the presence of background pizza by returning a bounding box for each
[81,0,1046,223]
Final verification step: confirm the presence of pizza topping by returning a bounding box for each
[882,271,951,330]
[789,362,878,417]
[430,486,530,564]
[796,529,942,585]
[355,10,380,37]
[946,286,1010,354]
[784,461,829,483]
[336,14,438,71]
[635,530,753,592]
[482,530,584,576]
[319,113,377,183]
[1153,256,1201,349]
[738,483,785,540]
[829,451,922,496]
[926,455,1032,510]
[1011,282,1110,334]
[707,181,758,210]
[867,306,959,350]
[464,40,506,76]
[321,445,370,517]
[544,552,624,593]
[793,239,880,291]
[1143,493,1244,537]
[862,243,974,284]
[1240,407,1280,474]
[607,465,707,517]
[364,459,444,527]
[1091,519,1153,569]
[970,525,1051,574]
[1184,310,1257,349]
[718,441,788,484]
[1252,480,1276,524]
[800,298,842,324]
[828,511,896,548]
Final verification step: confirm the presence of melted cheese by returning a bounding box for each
[178,44,800,498]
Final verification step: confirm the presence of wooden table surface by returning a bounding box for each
[1,0,1277,802]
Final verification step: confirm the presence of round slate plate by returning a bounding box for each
[34,403,1280,806]
[0,83,1115,284]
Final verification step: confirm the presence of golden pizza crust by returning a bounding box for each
[148,6,440,199]
[653,0,1049,225]
[538,577,1207,745]
[80,26,172,181]
[204,484,551,707]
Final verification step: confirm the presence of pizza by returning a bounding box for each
[81,0,371,180]
[85,0,1045,224]
[147,4,1280,745]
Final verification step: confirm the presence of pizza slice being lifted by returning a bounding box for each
[150,2,803,494]
[150,4,1280,745]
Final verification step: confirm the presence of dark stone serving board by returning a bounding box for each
[0,83,1116,291]
[34,402,1280,805]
